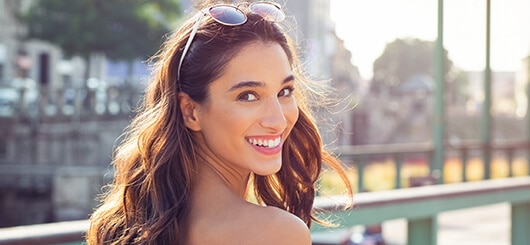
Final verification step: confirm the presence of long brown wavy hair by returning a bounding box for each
[87,1,353,244]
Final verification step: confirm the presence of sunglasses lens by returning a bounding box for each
[209,5,247,25]
[250,3,285,22]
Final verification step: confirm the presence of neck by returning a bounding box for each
[195,141,251,198]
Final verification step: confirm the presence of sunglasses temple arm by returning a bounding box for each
[177,13,205,83]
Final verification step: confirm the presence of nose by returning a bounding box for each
[260,97,287,132]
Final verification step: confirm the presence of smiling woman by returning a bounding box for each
[86,1,353,244]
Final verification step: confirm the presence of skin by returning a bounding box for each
[178,41,310,244]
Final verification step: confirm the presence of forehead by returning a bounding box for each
[215,41,292,85]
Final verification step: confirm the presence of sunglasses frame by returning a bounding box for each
[176,2,285,84]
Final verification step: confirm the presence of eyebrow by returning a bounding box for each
[228,74,295,92]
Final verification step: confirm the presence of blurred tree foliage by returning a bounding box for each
[370,38,468,104]
[372,38,453,87]
[22,0,180,61]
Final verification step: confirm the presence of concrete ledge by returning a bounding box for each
[0,220,88,245]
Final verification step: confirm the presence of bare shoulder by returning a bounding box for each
[244,205,312,245]
[187,199,312,245]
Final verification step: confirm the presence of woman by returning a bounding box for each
[87,1,352,244]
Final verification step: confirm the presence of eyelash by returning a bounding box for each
[279,86,295,98]
[237,86,295,102]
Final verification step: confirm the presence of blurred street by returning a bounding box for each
[383,203,509,245]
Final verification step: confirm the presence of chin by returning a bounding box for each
[253,162,282,176]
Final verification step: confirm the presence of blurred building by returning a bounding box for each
[0,0,28,83]
[283,0,362,147]
[284,0,334,77]
[513,56,530,118]
[354,73,435,145]
[465,71,517,116]
[327,34,363,146]
[0,0,69,88]
[0,0,139,227]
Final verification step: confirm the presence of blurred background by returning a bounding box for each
[0,0,529,244]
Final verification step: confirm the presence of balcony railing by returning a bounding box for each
[0,177,529,245]
[0,126,529,244]
[338,140,530,191]
[0,84,141,122]
[311,176,530,245]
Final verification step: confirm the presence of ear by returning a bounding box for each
[178,92,201,131]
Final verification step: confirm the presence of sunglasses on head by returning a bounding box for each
[177,1,286,84]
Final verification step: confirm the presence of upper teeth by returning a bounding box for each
[248,137,281,148]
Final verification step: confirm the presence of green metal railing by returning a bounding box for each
[311,176,530,245]
[0,140,527,245]
[338,140,530,192]
[1,139,528,244]
[1,177,529,245]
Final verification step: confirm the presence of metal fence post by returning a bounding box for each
[395,154,402,189]
[511,202,530,245]
[433,0,445,184]
[408,216,438,245]
[461,147,468,182]
[357,156,366,192]
[481,0,492,180]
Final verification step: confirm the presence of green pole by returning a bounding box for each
[356,156,365,192]
[482,0,492,180]
[433,0,445,184]
[511,202,530,245]
[527,56,530,175]
[395,154,402,189]
[408,216,438,245]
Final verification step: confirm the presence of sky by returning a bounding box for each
[329,0,530,80]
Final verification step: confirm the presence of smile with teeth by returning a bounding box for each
[247,137,282,148]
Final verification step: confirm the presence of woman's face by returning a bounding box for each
[194,41,299,176]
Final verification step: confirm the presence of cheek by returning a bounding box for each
[285,102,299,127]
[200,104,249,133]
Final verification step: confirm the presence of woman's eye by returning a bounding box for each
[279,87,295,97]
[238,92,258,102]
